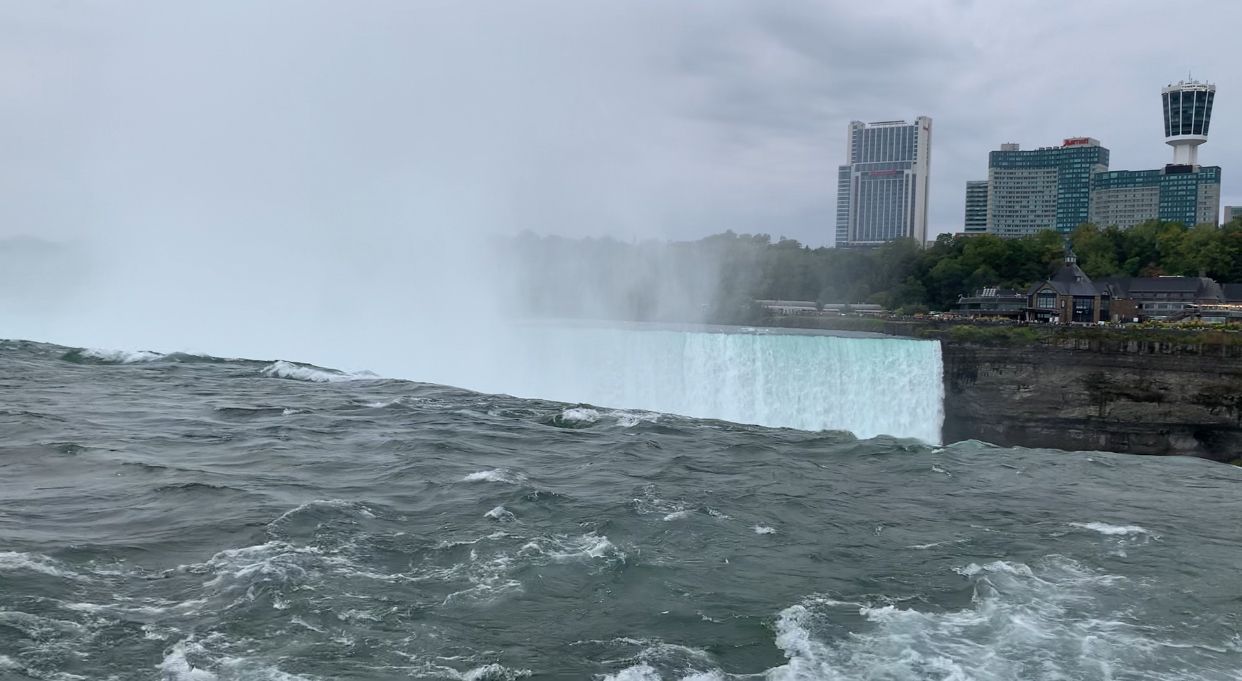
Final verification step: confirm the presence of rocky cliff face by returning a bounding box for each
[942,338,1242,462]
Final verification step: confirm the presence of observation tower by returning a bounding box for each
[1163,79,1215,166]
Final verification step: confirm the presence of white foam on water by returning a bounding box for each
[462,469,526,485]
[514,533,626,566]
[611,410,661,427]
[662,510,692,522]
[560,407,601,423]
[0,655,19,669]
[679,673,726,681]
[160,640,218,681]
[161,638,319,681]
[437,549,524,606]
[544,533,624,562]
[485,506,517,522]
[753,525,777,535]
[81,347,165,363]
[259,360,373,383]
[1070,522,1150,536]
[458,663,532,681]
[602,664,661,681]
[762,557,1220,681]
[0,551,81,579]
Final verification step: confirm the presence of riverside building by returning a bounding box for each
[835,117,932,247]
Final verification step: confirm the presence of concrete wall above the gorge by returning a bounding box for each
[940,337,1242,462]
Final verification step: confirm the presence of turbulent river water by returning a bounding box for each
[2,335,1241,680]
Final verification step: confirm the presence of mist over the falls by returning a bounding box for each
[4,4,805,374]
[0,3,951,440]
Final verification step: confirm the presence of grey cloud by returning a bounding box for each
[2,1,1241,257]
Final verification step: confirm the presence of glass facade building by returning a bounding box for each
[967,81,1222,237]
[1163,80,1215,166]
[1163,85,1214,137]
[1090,166,1221,229]
[1083,79,1222,229]
[963,180,988,233]
[985,138,1109,237]
[835,117,932,247]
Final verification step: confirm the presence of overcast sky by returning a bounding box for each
[3,0,1241,248]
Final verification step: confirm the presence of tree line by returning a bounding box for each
[501,218,1242,324]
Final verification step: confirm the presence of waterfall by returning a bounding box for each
[451,324,945,444]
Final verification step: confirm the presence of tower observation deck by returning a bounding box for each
[1163,79,1215,166]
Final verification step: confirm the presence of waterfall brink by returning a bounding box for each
[462,325,945,444]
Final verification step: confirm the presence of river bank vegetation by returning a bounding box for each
[506,219,1242,323]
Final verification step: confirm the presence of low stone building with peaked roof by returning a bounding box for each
[1101,276,1225,320]
[1026,250,1112,323]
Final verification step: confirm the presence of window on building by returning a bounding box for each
[1072,297,1094,323]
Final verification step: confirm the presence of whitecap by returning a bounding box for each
[462,469,525,485]
[954,560,1035,578]
[459,663,532,681]
[163,638,318,681]
[662,510,692,522]
[160,640,218,681]
[549,533,622,561]
[763,557,1183,681]
[259,360,374,383]
[1070,522,1150,536]
[522,532,625,564]
[753,525,776,535]
[610,410,660,427]
[0,551,80,579]
[336,608,380,623]
[81,348,165,363]
[601,664,661,681]
[484,506,517,522]
[680,673,726,681]
[563,407,601,422]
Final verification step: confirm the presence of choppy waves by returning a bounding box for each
[3,339,1241,679]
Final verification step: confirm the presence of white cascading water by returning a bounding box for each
[456,325,945,444]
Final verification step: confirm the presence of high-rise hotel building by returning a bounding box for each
[984,138,1110,237]
[835,117,932,247]
[965,79,1222,236]
[963,180,989,234]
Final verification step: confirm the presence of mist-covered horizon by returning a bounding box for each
[4,1,1242,383]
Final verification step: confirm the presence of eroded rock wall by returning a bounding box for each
[941,339,1242,462]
